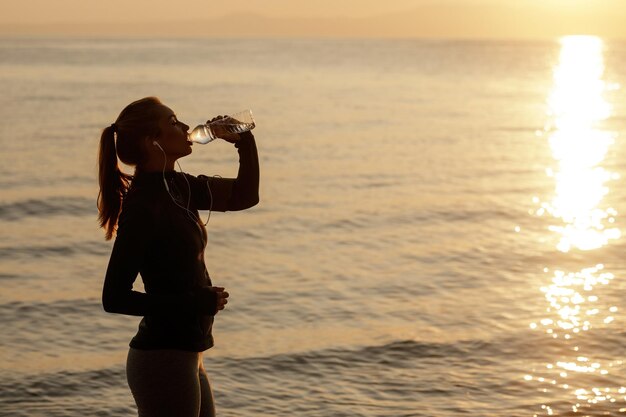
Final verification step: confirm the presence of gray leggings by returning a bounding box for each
[126,348,216,417]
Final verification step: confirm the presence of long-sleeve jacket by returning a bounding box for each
[102,132,259,351]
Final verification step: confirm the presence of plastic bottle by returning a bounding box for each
[188,109,255,144]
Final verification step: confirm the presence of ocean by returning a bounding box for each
[1,36,625,416]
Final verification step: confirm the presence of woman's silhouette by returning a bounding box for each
[97,97,259,417]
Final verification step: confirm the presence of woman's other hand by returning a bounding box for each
[211,286,230,312]
[196,286,230,315]
[206,115,241,143]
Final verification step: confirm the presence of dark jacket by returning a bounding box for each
[102,133,259,351]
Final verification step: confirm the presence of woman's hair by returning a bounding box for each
[97,96,163,240]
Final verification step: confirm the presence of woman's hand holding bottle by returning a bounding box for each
[205,115,241,143]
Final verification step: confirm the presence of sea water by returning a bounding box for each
[1,37,626,417]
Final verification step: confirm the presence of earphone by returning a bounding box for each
[152,141,170,192]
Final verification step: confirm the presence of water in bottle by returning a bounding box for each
[188,109,255,144]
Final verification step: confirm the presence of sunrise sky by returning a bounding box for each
[2,0,626,39]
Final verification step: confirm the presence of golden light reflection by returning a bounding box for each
[526,35,625,416]
[535,35,620,252]
[529,265,616,338]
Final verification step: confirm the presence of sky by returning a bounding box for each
[2,0,626,39]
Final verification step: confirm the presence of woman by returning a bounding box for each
[98,97,259,417]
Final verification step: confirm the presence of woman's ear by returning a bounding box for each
[141,135,159,159]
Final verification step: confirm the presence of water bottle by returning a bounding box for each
[188,109,256,144]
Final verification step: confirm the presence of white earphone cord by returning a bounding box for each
[155,143,214,229]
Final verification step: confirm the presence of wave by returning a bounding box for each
[0,196,96,221]
[0,367,125,401]
[3,333,625,417]
[0,272,21,280]
[0,240,109,260]
[0,338,496,400]
[317,206,516,233]
[231,331,626,376]
[0,298,99,318]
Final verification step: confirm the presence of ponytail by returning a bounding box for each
[96,96,163,240]
[97,125,132,240]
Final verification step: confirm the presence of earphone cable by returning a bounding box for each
[158,147,205,236]
[176,160,214,226]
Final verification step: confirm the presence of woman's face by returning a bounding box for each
[152,104,192,159]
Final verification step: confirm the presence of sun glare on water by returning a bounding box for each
[525,36,625,416]
[541,35,620,252]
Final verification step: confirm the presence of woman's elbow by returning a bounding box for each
[102,290,122,313]
[243,194,260,210]
[102,296,116,313]
[228,194,259,211]
[247,195,260,209]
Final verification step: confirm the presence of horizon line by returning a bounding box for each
[1,33,625,42]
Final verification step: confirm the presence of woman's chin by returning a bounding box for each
[180,144,193,157]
